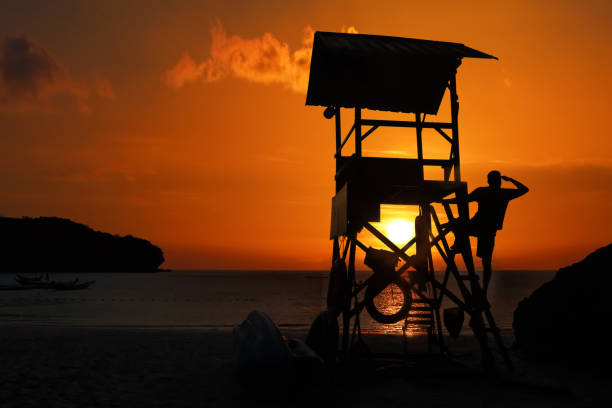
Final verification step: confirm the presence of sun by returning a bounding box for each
[386,219,414,246]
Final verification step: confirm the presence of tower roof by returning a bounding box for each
[306,32,496,114]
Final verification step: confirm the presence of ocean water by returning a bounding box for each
[0,270,555,336]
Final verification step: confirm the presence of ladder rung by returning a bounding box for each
[407,317,433,322]
[410,306,433,311]
[406,322,433,327]
[409,315,433,320]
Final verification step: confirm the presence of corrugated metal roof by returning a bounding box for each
[313,31,497,60]
[306,32,496,114]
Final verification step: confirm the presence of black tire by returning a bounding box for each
[365,277,412,324]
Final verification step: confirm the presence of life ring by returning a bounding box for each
[365,276,412,324]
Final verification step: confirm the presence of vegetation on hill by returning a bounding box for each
[0,216,165,272]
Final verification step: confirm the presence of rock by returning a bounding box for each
[233,311,295,382]
[286,338,325,380]
[305,311,339,366]
[513,243,612,363]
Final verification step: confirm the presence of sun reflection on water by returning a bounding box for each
[362,282,432,337]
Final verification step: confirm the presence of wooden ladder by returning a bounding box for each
[402,290,448,354]
[432,202,513,372]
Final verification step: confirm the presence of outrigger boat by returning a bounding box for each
[52,279,95,290]
[0,284,44,291]
[9,275,96,291]
[14,274,46,284]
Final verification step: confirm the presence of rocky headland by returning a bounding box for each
[513,243,612,364]
[0,216,165,272]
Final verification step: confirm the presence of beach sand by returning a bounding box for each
[1,325,607,407]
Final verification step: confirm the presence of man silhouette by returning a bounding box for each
[449,171,528,293]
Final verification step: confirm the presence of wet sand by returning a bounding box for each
[1,325,607,408]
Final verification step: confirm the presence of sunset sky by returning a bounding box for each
[1,0,611,270]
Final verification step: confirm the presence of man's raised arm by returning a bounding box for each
[501,175,529,198]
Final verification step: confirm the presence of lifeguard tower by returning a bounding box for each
[306,32,511,371]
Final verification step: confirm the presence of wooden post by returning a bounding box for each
[342,236,357,355]
[354,107,362,157]
[449,75,461,182]
[335,107,342,151]
[416,112,424,170]
[335,107,342,193]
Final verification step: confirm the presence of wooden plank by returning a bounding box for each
[335,123,354,157]
[342,236,351,261]
[400,236,416,252]
[342,237,357,354]
[360,125,378,142]
[335,107,342,191]
[354,239,368,251]
[434,127,452,143]
[449,75,461,181]
[335,107,342,151]
[421,159,453,166]
[431,280,467,310]
[416,112,423,165]
[330,184,348,238]
[361,119,453,129]
[363,223,411,263]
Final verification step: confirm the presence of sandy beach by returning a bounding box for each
[1,325,607,408]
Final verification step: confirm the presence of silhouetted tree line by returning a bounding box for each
[0,216,165,272]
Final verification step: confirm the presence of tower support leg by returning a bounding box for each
[341,236,357,357]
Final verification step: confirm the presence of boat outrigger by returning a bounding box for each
[3,274,96,291]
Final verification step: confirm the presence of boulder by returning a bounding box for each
[233,310,295,380]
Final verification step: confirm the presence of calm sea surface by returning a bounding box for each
[0,270,555,336]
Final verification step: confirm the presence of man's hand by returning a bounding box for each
[501,175,512,182]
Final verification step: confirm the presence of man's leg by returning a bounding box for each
[482,255,492,294]
[479,233,495,294]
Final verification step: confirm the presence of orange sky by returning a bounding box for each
[1,0,611,270]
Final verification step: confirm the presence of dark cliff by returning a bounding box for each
[513,243,612,362]
[0,216,165,272]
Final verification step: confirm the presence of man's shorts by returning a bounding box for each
[465,217,496,259]
[476,232,496,260]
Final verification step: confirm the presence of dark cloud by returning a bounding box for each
[531,162,612,194]
[0,35,114,113]
[1,35,66,97]
[465,161,612,194]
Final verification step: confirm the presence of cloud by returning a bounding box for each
[524,162,612,194]
[92,73,116,99]
[0,35,115,113]
[163,21,358,93]
[161,52,205,89]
